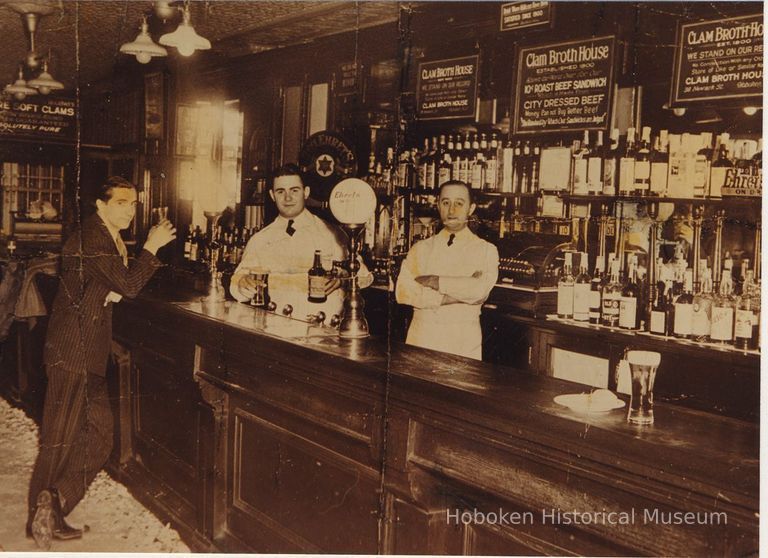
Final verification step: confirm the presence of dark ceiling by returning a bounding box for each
[0,0,401,92]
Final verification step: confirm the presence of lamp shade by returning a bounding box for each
[28,61,63,94]
[4,67,36,100]
[159,6,210,57]
[120,18,167,64]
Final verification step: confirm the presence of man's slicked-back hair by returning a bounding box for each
[272,163,303,185]
[438,180,473,203]
[97,176,136,203]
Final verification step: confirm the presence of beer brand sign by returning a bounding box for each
[299,131,357,201]
[514,36,615,134]
[416,55,479,120]
[721,169,762,197]
[672,13,763,104]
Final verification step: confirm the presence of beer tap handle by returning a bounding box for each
[266,301,277,312]
[282,304,293,317]
[329,314,341,328]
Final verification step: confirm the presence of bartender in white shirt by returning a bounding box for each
[230,164,370,321]
[396,180,499,360]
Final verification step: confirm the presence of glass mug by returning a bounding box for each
[626,350,661,425]
[247,269,269,308]
[151,206,169,225]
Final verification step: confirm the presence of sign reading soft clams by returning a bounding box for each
[0,97,76,141]
[417,55,479,120]
[671,13,763,104]
[514,36,614,134]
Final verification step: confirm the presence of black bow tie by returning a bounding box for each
[286,219,295,236]
[447,233,455,246]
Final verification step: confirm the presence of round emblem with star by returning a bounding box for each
[315,154,335,177]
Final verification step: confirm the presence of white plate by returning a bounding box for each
[554,391,626,414]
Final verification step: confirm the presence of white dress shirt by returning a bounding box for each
[231,209,350,319]
[396,226,499,360]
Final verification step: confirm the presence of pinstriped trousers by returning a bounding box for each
[28,366,114,516]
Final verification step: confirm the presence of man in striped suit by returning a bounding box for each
[26,176,176,549]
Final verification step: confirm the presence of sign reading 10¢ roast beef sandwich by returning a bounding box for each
[417,55,479,120]
[671,13,763,104]
[514,36,614,134]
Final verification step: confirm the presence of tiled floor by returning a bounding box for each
[0,397,190,553]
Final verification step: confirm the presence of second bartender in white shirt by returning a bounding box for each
[396,180,499,360]
[230,164,371,321]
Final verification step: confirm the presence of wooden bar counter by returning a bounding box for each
[111,284,758,556]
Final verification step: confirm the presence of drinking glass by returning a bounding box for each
[626,350,661,425]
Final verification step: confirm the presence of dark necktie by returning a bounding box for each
[286,219,295,236]
[447,233,455,247]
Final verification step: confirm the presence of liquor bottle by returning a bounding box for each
[426,136,438,190]
[750,138,762,175]
[649,278,667,335]
[520,141,532,193]
[486,133,500,191]
[573,253,591,322]
[501,139,514,193]
[618,127,636,196]
[649,130,669,196]
[571,133,589,195]
[459,133,472,184]
[633,126,652,195]
[557,252,575,319]
[601,258,622,327]
[619,254,640,330]
[382,147,395,194]
[308,250,327,303]
[470,133,484,190]
[587,130,604,194]
[588,257,604,324]
[191,225,203,262]
[530,143,541,191]
[672,269,694,338]
[603,128,620,195]
[744,270,760,349]
[512,141,523,193]
[449,134,461,182]
[710,269,735,344]
[666,133,685,197]
[438,150,452,187]
[679,133,698,198]
[709,133,732,199]
[734,269,756,350]
[692,266,713,340]
[418,138,430,188]
[693,132,713,198]
[183,225,193,260]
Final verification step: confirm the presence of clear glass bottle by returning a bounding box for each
[603,128,620,195]
[619,254,640,330]
[710,269,735,344]
[571,131,590,195]
[650,130,669,196]
[734,269,756,350]
[601,257,622,327]
[692,267,713,341]
[673,269,694,338]
[633,126,652,195]
[588,130,604,194]
[557,252,575,319]
[573,252,591,322]
[693,132,713,198]
[618,127,636,196]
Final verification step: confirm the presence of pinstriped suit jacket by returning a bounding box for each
[44,213,162,376]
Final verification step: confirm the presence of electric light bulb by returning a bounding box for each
[177,43,195,57]
[672,107,686,117]
[136,52,153,64]
[13,91,26,101]
[37,85,50,95]
[743,106,758,116]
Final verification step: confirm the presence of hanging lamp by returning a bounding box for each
[159,3,211,57]
[119,16,168,64]
[28,59,63,94]
[4,65,37,100]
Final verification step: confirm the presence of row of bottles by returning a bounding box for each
[182,225,255,267]
[557,251,760,350]
[391,128,761,198]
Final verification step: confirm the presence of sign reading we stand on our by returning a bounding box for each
[514,35,615,134]
[416,55,479,120]
[671,13,763,104]
[0,96,76,141]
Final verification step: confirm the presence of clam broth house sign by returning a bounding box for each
[514,36,615,134]
[671,13,763,104]
[417,55,479,120]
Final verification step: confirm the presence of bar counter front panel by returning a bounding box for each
[110,286,758,556]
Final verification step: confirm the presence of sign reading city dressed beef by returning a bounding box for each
[671,13,763,104]
[417,55,479,120]
[0,97,76,141]
[500,1,551,32]
[514,36,614,134]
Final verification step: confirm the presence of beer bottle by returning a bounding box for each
[308,250,327,303]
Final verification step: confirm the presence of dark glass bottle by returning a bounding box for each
[308,250,327,303]
[649,281,667,335]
